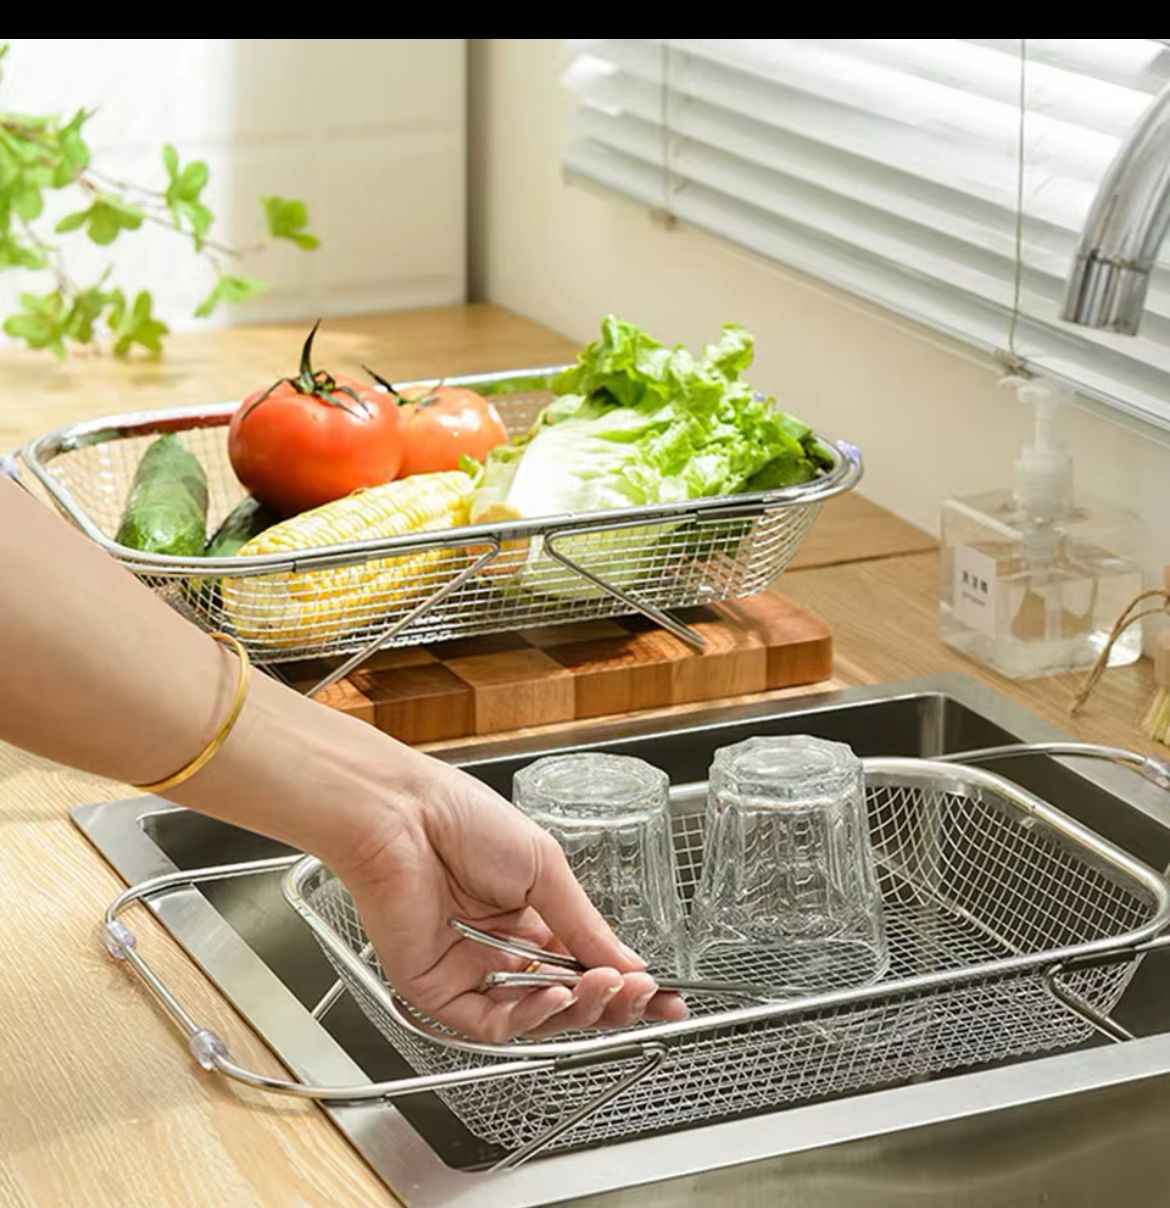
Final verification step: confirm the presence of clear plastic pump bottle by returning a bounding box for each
[939,376,1142,679]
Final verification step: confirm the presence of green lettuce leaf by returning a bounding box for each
[473,316,828,596]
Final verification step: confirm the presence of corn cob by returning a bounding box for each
[222,471,472,649]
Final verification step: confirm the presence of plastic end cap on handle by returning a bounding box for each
[1138,756,1170,793]
[188,1028,228,1071]
[103,919,137,960]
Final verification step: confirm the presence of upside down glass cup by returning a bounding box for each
[690,735,888,993]
[512,753,687,975]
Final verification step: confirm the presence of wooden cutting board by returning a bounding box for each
[278,591,832,745]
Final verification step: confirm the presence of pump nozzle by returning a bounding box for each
[1009,376,1074,522]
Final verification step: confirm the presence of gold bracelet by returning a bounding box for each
[134,633,251,793]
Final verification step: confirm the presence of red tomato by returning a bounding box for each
[395,384,509,477]
[229,322,404,515]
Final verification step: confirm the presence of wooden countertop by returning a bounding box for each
[0,306,1157,1205]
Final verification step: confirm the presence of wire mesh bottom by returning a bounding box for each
[28,385,833,662]
[291,764,1165,1155]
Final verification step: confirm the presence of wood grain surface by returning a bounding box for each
[285,592,833,742]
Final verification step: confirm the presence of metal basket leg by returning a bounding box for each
[305,539,501,696]
[1040,929,1170,1044]
[543,521,709,649]
[492,1043,668,1172]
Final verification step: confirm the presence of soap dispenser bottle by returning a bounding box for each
[939,376,1143,679]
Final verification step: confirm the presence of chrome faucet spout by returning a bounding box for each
[1062,82,1170,335]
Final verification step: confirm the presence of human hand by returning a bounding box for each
[333,757,689,1043]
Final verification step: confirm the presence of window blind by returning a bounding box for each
[562,39,1170,433]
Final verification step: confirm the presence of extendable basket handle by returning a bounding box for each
[101,857,666,1170]
[940,741,1170,792]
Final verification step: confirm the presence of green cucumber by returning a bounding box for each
[115,434,209,556]
[204,496,280,558]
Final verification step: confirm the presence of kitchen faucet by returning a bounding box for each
[1062,81,1170,335]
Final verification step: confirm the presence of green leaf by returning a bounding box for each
[52,109,91,185]
[0,145,16,193]
[180,160,209,194]
[163,147,214,248]
[13,181,42,220]
[110,289,168,358]
[54,210,88,233]
[55,195,143,246]
[194,273,266,318]
[87,207,120,245]
[105,287,126,330]
[260,195,319,250]
[3,290,68,357]
[0,234,46,270]
[64,285,112,344]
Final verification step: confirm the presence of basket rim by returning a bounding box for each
[281,756,1170,1063]
[19,363,863,578]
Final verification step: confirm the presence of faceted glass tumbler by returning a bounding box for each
[690,735,888,992]
[512,753,687,974]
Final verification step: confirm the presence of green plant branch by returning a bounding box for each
[87,167,165,198]
[0,42,319,359]
[17,216,78,294]
[86,170,263,259]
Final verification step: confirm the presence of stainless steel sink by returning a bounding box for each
[74,674,1170,1206]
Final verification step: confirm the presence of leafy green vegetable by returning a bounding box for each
[470,316,828,596]
[476,317,824,518]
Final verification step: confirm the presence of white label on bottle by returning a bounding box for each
[953,544,998,637]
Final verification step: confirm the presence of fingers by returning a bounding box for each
[525,972,690,1038]
[524,967,623,1036]
[427,973,690,1042]
[526,837,645,973]
[645,990,689,1022]
[438,984,575,1044]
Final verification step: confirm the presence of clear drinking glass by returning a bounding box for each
[690,735,887,992]
[512,753,687,974]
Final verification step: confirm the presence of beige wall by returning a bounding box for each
[469,38,1168,575]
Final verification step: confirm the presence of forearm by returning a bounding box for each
[0,477,424,866]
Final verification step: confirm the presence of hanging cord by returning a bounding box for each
[652,40,678,230]
[1070,589,1170,715]
[998,38,1032,380]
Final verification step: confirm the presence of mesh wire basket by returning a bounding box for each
[20,366,861,665]
[283,758,1170,1157]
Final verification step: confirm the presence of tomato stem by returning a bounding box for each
[363,365,401,398]
[363,366,443,409]
[237,320,369,423]
[297,319,323,390]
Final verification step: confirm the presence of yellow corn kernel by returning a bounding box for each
[222,471,472,649]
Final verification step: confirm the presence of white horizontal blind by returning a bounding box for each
[562,39,1170,432]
